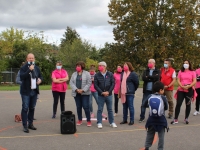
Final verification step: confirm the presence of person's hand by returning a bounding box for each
[182,85,188,90]
[164,86,168,89]
[37,78,42,85]
[29,65,34,71]
[102,91,109,97]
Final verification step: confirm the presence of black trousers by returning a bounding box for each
[114,94,119,113]
[174,89,193,119]
[195,88,200,111]
[52,91,66,114]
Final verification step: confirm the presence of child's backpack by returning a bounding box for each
[148,94,164,117]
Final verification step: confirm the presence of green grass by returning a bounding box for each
[0,81,178,91]
[0,85,52,91]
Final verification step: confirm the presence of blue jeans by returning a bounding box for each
[89,92,98,113]
[97,95,114,124]
[123,94,134,122]
[74,94,90,122]
[21,90,37,127]
[140,90,152,119]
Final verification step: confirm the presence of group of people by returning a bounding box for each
[18,53,200,150]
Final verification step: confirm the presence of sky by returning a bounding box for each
[0,0,115,47]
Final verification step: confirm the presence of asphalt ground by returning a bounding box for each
[0,88,200,150]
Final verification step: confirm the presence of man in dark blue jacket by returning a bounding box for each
[94,61,117,129]
[20,53,43,133]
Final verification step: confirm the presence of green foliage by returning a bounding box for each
[85,58,98,71]
[60,26,80,47]
[108,0,200,70]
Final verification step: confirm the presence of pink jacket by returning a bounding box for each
[195,68,200,89]
[114,73,121,94]
[51,69,68,92]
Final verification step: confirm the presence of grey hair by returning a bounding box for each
[148,59,155,63]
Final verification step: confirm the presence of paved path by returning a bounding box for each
[0,89,200,150]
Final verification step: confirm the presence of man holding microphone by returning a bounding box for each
[20,53,43,133]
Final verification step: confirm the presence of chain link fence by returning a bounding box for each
[0,67,145,85]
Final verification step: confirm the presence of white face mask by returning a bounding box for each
[56,66,62,70]
[183,64,189,69]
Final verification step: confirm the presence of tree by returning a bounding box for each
[60,26,80,47]
[108,0,200,69]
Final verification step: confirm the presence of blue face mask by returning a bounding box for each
[56,66,62,70]
[164,64,168,68]
[28,61,35,65]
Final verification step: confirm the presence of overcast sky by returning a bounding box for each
[0,0,115,47]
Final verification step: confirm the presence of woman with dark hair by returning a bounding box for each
[113,64,123,116]
[171,60,196,124]
[51,61,68,118]
[120,62,139,125]
[70,61,92,126]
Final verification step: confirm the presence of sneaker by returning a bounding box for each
[114,113,118,117]
[87,121,92,127]
[52,114,56,119]
[171,119,178,124]
[76,120,82,125]
[110,123,117,128]
[184,119,189,124]
[139,118,144,123]
[193,111,200,116]
[168,115,173,119]
[97,123,103,129]
[90,113,95,118]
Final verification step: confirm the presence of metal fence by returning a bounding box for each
[0,68,145,85]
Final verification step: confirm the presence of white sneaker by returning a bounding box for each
[97,123,103,129]
[193,111,200,116]
[114,113,117,117]
[110,123,117,128]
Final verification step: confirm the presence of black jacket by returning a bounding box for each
[94,71,115,96]
[20,63,43,95]
[142,67,160,93]
[121,71,139,94]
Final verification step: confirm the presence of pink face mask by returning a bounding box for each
[117,68,122,72]
[76,66,82,72]
[148,63,153,69]
[98,66,104,72]
[90,71,94,75]
[123,66,129,71]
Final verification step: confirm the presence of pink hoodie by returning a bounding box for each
[195,68,200,89]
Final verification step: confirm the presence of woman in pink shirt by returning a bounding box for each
[171,60,196,124]
[113,64,123,116]
[51,61,69,118]
[194,66,200,116]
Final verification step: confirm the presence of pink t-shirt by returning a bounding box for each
[114,73,121,94]
[195,68,200,89]
[51,69,68,92]
[177,70,196,91]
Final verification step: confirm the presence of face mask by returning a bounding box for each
[183,64,189,69]
[56,66,62,70]
[123,66,129,71]
[164,64,168,68]
[117,68,122,72]
[98,66,104,72]
[148,63,153,68]
[76,66,82,72]
[90,71,95,75]
[28,61,35,65]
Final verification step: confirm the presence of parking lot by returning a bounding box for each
[0,89,200,150]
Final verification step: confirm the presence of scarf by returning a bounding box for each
[121,71,130,103]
